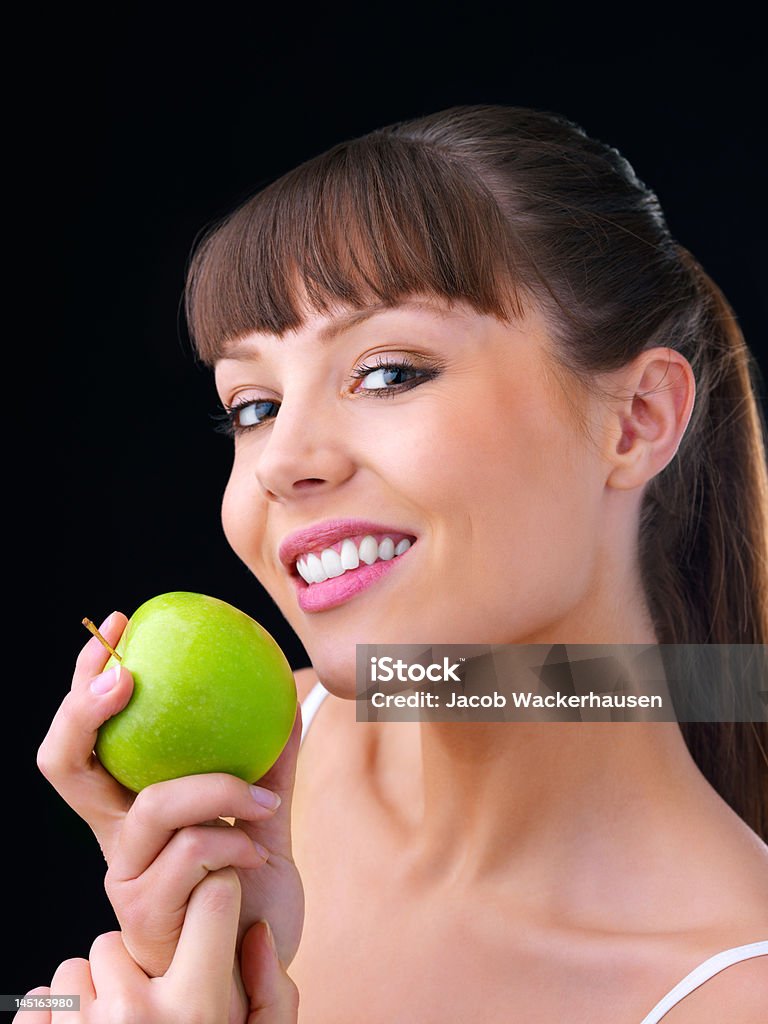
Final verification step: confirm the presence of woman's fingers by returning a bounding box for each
[108,773,281,883]
[36,611,135,857]
[233,704,302,858]
[12,987,52,1024]
[108,822,269,976]
[86,931,152,1016]
[241,920,300,1023]
[44,875,243,1024]
[89,872,243,1022]
[103,773,279,979]
[21,840,297,1024]
[48,956,97,1023]
[165,868,242,1017]
[126,822,268,918]
[250,702,302,807]
[71,612,128,686]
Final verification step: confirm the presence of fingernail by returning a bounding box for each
[250,786,281,810]
[253,841,270,861]
[261,919,277,954]
[91,665,121,695]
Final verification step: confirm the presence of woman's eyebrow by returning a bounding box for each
[219,298,459,362]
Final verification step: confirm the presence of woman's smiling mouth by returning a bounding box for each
[296,533,414,584]
[290,534,417,613]
[278,519,418,611]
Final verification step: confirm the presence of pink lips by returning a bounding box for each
[278,518,416,572]
[292,544,415,612]
[277,518,417,613]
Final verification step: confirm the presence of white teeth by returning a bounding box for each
[358,535,379,565]
[320,548,345,578]
[295,533,414,585]
[307,553,326,584]
[378,537,395,560]
[340,538,360,570]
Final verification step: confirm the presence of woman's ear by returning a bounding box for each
[601,347,696,491]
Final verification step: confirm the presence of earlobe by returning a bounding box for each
[605,347,696,491]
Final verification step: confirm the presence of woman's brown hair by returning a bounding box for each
[184,105,768,841]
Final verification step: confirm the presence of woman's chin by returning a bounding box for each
[305,652,359,699]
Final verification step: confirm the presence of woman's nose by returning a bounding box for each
[253,388,356,501]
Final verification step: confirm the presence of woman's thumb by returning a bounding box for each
[255,701,303,796]
[241,919,300,1023]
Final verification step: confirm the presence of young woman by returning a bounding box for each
[29,105,768,1022]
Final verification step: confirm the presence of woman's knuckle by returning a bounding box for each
[103,866,118,898]
[177,825,209,859]
[129,784,162,827]
[104,869,147,918]
[231,824,256,852]
[198,867,241,910]
[36,704,80,782]
[203,772,231,807]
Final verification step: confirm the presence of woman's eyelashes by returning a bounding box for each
[212,356,442,438]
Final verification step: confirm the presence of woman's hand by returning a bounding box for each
[14,868,300,1024]
[36,612,305,1022]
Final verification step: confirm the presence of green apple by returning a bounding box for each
[95,592,297,792]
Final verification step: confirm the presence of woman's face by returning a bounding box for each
[214,295,612,696]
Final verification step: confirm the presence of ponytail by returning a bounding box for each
[641,247,768,841]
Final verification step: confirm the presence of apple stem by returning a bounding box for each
[82,618,123,662]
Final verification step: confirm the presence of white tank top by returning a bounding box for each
[299,681,768,1020]
[300,678,332,747]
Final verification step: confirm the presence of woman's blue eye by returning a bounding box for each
[211,399,278,437]
[212,357,437,438]
[357,363,418,390]
[236,400,277,428]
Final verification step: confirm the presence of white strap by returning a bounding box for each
[638,940,768,1023]
[300,680,330,747]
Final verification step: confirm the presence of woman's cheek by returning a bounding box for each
[220,469,257,566]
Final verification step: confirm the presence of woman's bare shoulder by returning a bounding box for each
[657,951,768,1023]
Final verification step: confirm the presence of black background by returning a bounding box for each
[6,13,766,1000]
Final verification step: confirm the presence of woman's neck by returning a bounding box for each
[383,713,739,933]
